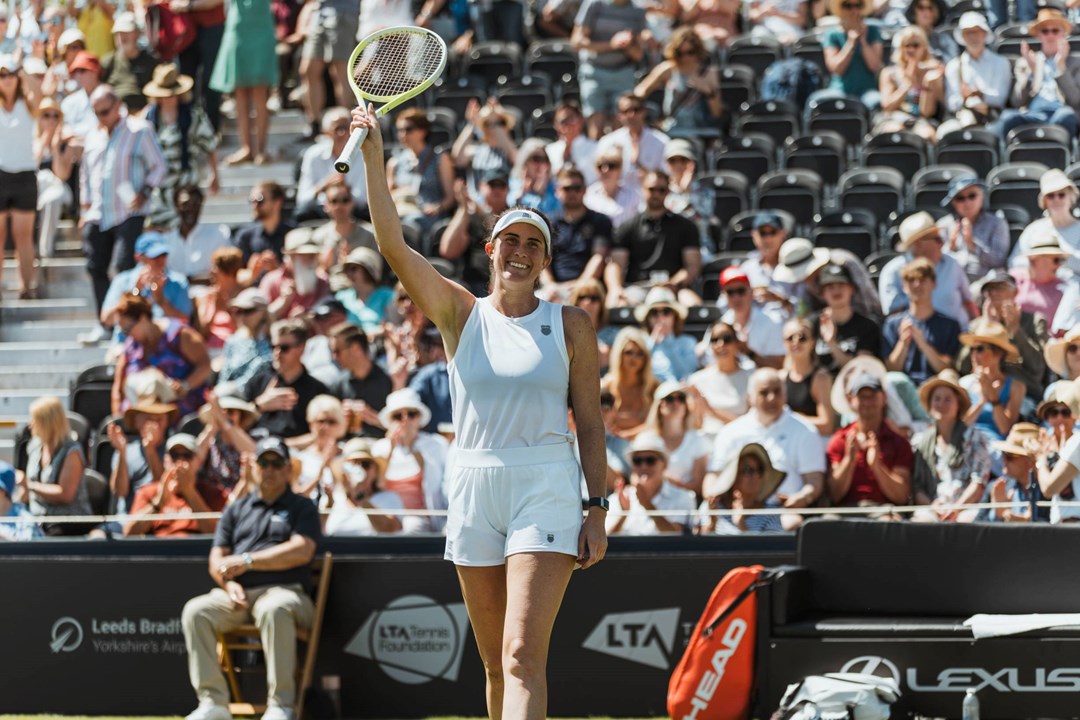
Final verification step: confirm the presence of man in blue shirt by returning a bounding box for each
[883,257,961,385]
[99,231,193,344]
[0,461,41,541]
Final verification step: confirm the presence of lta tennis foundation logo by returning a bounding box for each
[344,595,469,684]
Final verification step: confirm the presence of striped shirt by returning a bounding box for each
[80,114,167,230]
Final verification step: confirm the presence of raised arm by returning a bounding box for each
[352,104,476,354]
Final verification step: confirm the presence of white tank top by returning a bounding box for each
[449,296,573,451]
[0,99,37,173]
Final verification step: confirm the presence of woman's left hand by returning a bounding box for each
[577,512,608,570]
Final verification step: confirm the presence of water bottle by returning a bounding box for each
[962,688,980,720]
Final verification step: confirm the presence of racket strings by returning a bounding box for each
[351,31,446,97]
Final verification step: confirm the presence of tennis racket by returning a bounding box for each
[334,26,448,174]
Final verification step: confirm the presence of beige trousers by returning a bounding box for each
[181,584,315,709]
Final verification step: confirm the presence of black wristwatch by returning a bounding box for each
[587,496,610,511]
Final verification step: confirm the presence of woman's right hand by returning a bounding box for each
[107,423,128,452]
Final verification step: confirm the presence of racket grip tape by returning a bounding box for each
[334,127,370,174]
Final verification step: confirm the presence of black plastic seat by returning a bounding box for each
[462,41,523,85]
[811,210,878,259]
[725,34,783,77]
[726,208,796,252]
[1005,123,1073,170]
[710,132,776,180]
[693,170,751,226]
[734,99,800,147]
[807,96,868,150]
[838,166,906,228]
[525,39,577,83]
[757,168,823,229]
[935,128,1001,179]
[783,131,847,187]
[987,161,1049,221]
[717,64,756,121]
[863,130,928,180]
[911,163,978,208]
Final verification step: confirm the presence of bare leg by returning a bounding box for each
[228,89,253,163]
[252,85,270,161]
[0,210,8,291]
[11,209,37,294]
[329,61,350,108]
[457,565,508,720]
[304,57,326,124]
[501,552,575,720]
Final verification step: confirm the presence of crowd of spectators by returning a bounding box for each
[4,0,1080,543]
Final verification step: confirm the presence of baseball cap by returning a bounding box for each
[255,436,290,461]
[848,372,883,394]
[58,28,86,53]
[311,297,347,319]
[0,54,19,73]
[818,263,853,288]
[111,11,137,33]
[68,51,101,75]
[664,138,696,162]
[0,461,14,500]
[229,287,268,310]
[134,231,170,258]
[166,433,198,454]
[752,211,783,230]
[479,168,509,186]
[719,266,750,288]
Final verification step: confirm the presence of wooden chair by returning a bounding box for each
[217,553,333,719]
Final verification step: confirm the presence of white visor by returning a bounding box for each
[491,209,552,254]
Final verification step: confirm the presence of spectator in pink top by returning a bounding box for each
[260,227,330,320]
[1011,236,1071,321]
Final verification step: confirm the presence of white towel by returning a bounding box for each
[963,613,1080,639]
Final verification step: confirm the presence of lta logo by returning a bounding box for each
[344,595,469,684]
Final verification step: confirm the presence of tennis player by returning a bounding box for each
[351,104,609,720]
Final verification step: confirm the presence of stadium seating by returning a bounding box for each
[987,161,1049,220]
[783,131,848,189]
[757,168,823,229]
[710,132,777,181]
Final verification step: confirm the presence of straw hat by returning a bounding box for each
[896,211,942,251]
[343,246,383,283]
[918,369,971,418]
[1037,168,1078,208]
[124,368,177,408]
[143,63,194,99]
[1029,6,1072,36]
[1044,327,1080,379]
[1024,235,1068,257]
[959,317,1020,363]
[35,96,63,120]
[701,443,785,501]
[341,437,387,472]
[634,286,688,323]
[198,395,260,429]
[772,238,831,284]
[1057,376,1080,417]
[992,425,1039,458]
[829,0,872,16]
[831,355,889,416]
[123,401,178,429]
[477,103,517,131]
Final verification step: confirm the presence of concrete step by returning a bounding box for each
[0,297,96,322]
[0,320,102,343]
[0,342,106,367]
[2,257,90,287]
[215,160,296,186]
[0,438,14,465]
[0,389,70,416]
[0,364,86,391]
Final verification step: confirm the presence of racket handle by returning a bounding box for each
[334,127,369,174]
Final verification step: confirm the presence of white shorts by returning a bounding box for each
[444,443,583,567]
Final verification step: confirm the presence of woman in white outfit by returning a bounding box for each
[352,103,608,720]
[0,54,43,298]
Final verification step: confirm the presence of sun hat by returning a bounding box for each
[142,63,194,99]
[970,268,1016,298]
[283,227,321,255]
[953,11,994,45]
[896,211,942,251]
[918,369,971,418]
[477,103,517,131]
[1029,5,1072,35]
[378,388,432,429]
[343,246,383,282]
[311,297,347,320]
[993,426,1038,458]
[831,355,889,416]
[959,317,1020,362]
[625,432,669,464]
[1024,235,1068,257]
[229,287,269,310]
[772,238,831,284]
[1035,395,1072,420]
[664,138,696,162]
[35,97,63,121]
[111,11,138,33]
[1044,327,1080,378]
[123,401,179,430]
[1038,168,1078,208]
[634,286,688,323]
[719,266,751,289]
[58,28,86,53]
[198,395,260,429]
[1057,377,1080,417]
[0,54,19,73]
[702,443,785,501]
[940,174,985,206]
[165,433,198,455]
[342,437,378,462]
[124,368,177,408]
[21,57,47,76]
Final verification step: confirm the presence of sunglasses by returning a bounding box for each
[915,3,936,8]
[272,342,298,352]
[327,196,351,205]
[724,286,749,297]
[646,187,670,194]
[785,333,810,343]
[619,106,644,114]
[841,2,863,8]
[257,456,288,469]
[738,464,764,476]
[953,192,979,203]
[1003,452,1026,461]
[576,294,602,302]
[711,332,736,344]
[661,393,687,404]
[40,112,61,120]
[757,227,779,236]
[397,125,418,133]
[650,307,675,316]
[598,162,621,172]
[94,103,116,118]
[0,71,15,79]
[527,155,549,163]
[249,194,266,204]
[559,184,584,192]
[233,306,259,315]
[1045,191,1069,200]
[1039,26,1063,34]
[168,450,195,461]
[313,417,339,426]
[390,409,421,421]
[352,459,376,470]
[971,344,996,353]
[631,455,660,467]
[1045,407,1073,418]
[623,349,647,358]
[675,48,698,57]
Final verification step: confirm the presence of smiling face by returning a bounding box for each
[928,385,960,423]
[485,221,550,287]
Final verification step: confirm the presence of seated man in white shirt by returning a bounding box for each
[704,368,826,529]
[163,185,231,283]
[716,266,787,368]
[606,433,696,535]
[295,107,369,223]
[546,100,598,186]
